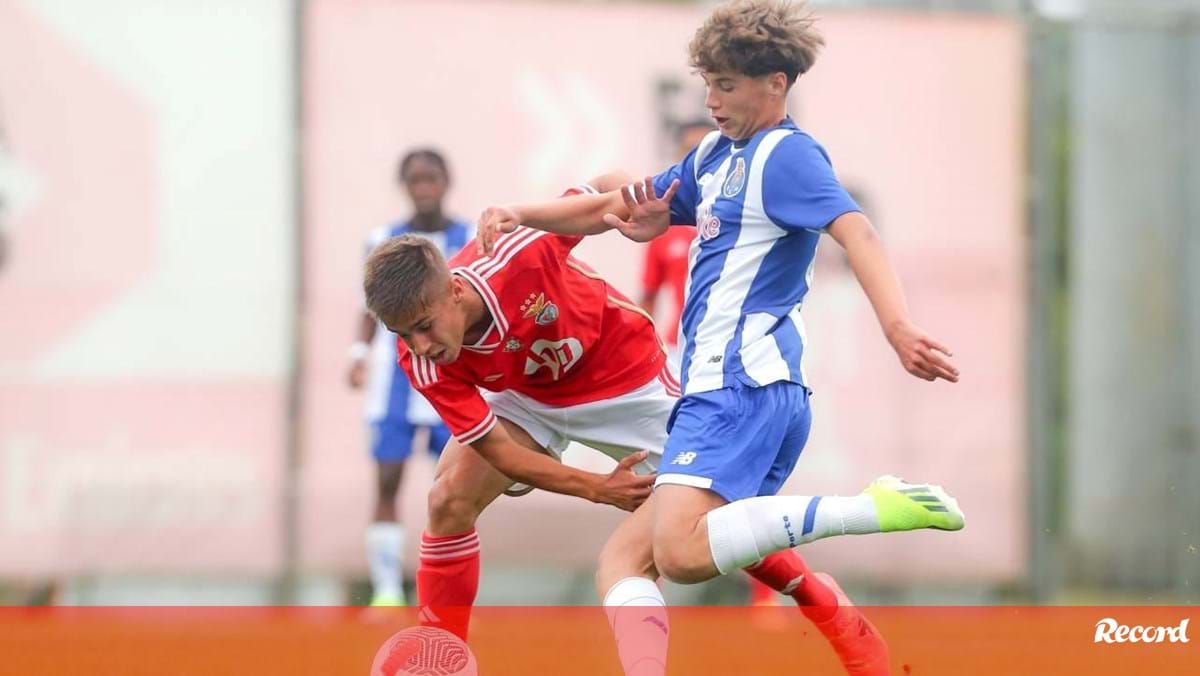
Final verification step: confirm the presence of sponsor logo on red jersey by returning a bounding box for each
[524,337,583,380]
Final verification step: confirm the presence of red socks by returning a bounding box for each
[744,549,839,623]
[416,529,481,640]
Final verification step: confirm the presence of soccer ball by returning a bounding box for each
[371,626,478,676]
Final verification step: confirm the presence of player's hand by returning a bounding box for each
[603,177,679,243]
[477,205,521,255]
[347,359,367,389]
[886,320,959,383]
[596,450,655,512]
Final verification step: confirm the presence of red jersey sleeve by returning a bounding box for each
[398,344,497,445]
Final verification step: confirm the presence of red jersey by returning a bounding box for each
[398,212,666,446]
[640,225,696,347]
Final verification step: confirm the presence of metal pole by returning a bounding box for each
[275,0,307,606]
[1025,15,1071,604]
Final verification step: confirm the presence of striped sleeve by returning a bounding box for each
[398,347,496,445]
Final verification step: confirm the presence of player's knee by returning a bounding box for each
[426,475,480,532]
[651,538,708,585]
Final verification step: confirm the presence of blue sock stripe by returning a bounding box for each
[802,496,822,536]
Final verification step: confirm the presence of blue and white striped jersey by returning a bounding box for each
[652,118,859,396]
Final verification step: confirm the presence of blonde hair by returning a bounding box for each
[689,0,824,86]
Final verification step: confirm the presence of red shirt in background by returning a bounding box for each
[640,225,696,347]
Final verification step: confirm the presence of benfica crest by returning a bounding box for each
[520,292,559,326]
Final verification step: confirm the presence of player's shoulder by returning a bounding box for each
[764,128,832,166]
[453,227,554,287]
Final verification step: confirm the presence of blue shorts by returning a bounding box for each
[656,381,812,502]
[370,418,451,463]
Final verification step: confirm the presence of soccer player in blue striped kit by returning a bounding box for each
[477,2,965,674]
[348,149,472,606]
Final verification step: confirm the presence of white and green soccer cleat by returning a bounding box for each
[862,475,965,533]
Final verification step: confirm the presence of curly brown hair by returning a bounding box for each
[688,0,824,86]
[363,235,449,324]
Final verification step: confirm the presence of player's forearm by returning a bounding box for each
[830,213,911,338]
[472,439,602,503]
[513,191,628,237]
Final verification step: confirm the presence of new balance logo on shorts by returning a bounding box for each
[670,451,697,465]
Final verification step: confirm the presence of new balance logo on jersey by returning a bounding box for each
[524,337,583,380]
[671,451,698,465]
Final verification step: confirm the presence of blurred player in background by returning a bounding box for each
[478,2,965,674]
[348,148,472,606]
[642,118,780,609]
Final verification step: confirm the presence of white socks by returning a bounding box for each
[706,495,880,574]
[603,577,668,676]
[366,521,406,601]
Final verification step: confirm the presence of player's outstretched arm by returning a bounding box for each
[828,211,960,383]
[477,190,626,254]
[472,426,654,512]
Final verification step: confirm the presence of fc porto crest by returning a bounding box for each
[722,157,746,198]
[520,292,559,326]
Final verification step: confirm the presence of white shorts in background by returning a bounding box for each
[483,371,678,480]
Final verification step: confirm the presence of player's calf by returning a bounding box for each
[595,501,658,598]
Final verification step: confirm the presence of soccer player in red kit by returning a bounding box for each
[365,180,675,645]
